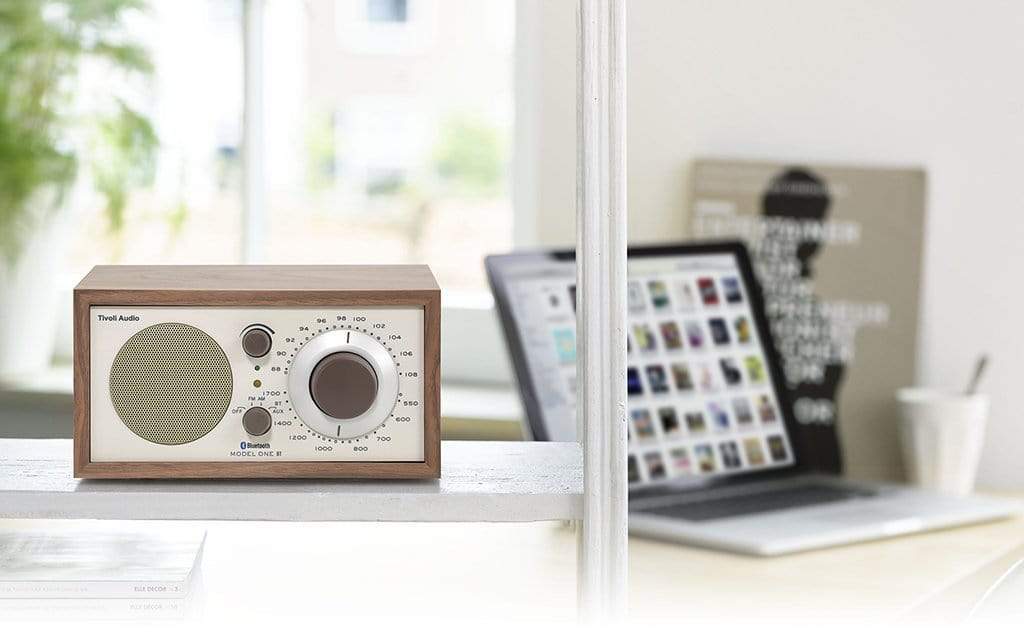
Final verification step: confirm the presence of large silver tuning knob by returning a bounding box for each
[287,330,398,440]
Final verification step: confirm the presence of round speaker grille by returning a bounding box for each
[109,322,233,445]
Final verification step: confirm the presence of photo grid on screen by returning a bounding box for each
[623,261,794,485]
[504,253,796,477]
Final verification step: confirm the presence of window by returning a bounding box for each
[64,1,244,280]
[367,0,408,23]
[262,0,513,295]
[334,0,436,55]
[58,0,517,378]
[64,0,513,290]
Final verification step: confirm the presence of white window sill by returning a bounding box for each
[0,366,74,410]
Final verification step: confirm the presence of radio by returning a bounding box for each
[73,265,440,479]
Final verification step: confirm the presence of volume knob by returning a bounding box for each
[242,326,273,358]
[310,352,378,419]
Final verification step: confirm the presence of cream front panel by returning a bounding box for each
[90,306,425,462]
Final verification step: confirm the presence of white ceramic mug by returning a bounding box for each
[897,388,989,496]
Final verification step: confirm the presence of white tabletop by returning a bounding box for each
[1,513,1021,624]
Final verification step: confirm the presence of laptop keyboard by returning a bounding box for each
[642,484,876,522]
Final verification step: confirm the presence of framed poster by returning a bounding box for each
[689,159,925,478]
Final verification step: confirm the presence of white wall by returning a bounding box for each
[521,0,1024,488]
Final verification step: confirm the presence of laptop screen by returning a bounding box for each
[489,247,797,489]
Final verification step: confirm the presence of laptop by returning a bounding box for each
[486,241,1019,555]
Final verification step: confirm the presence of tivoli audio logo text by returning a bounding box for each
[96,314,140,322]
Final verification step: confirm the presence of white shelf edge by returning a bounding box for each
[0,439,581,523]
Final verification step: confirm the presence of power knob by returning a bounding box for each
[242,407,273,436]
[287,329,399,440]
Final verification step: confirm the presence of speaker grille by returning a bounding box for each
[109,322,233,445]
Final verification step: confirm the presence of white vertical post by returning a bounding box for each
[242,0,266,263]
[512,0,541,248]
[576,0,628,620]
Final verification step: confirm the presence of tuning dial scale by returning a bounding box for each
[284,324,402,443]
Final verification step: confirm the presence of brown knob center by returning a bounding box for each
[309,352,378,420]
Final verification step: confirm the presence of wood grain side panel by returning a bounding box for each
[422,289,442,477]
[77,289,435,307]
[76,265,440,292]
[72,289,93,477]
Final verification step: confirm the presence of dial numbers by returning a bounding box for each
[241,310,423,454]
[283,316,420,444]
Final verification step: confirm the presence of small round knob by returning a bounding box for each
[242,406,273,436]
[242,327,273,358]
[309,352,378,419]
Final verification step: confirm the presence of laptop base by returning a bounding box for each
[629,476,1021,556]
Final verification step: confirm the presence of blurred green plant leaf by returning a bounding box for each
[0,0,156,266]
[432,115,506,197]
[89,100,158,233]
